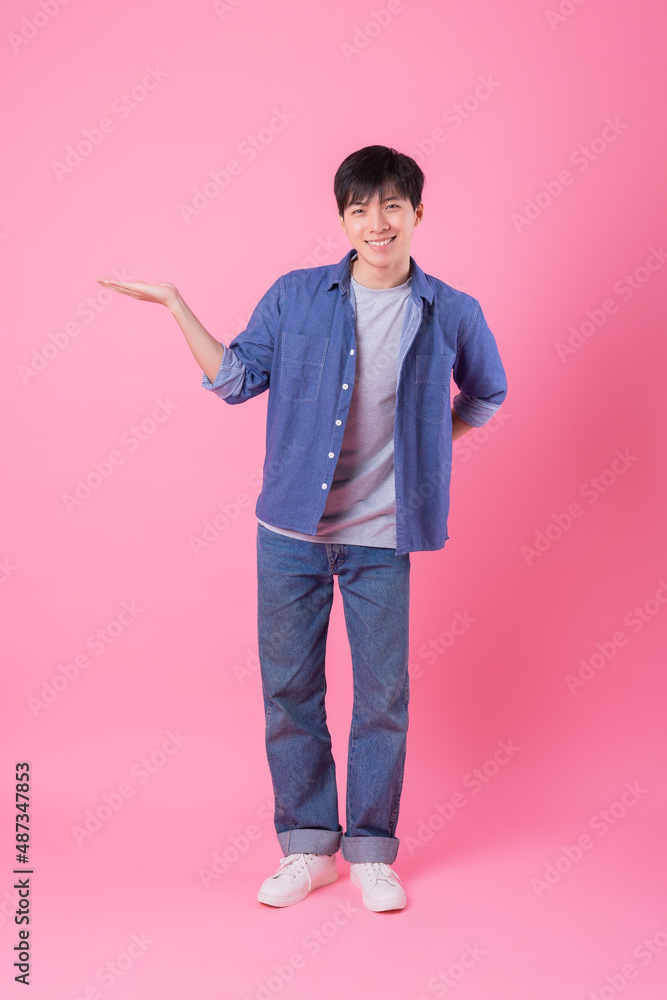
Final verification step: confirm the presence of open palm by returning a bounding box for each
[96,277,178,307]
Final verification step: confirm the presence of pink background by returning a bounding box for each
[2,1,666,997]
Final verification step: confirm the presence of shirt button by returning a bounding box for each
[343,383,349,389]
[336,419,342,426]
[350,349,354,355]
[322,483,327,489]
[328,452,334,458]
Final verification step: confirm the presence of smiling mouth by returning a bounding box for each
[366,236,396,247]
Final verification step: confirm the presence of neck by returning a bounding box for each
[350,253,411,289]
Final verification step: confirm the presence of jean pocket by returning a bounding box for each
[279,332,329,401]
[415,353,455,423]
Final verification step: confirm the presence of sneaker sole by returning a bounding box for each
[257,868,339,907]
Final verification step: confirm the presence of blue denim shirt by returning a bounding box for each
[202,247,507,555]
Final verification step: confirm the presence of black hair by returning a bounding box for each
[334,145,425,218]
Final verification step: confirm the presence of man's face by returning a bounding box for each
[339,187,423,270]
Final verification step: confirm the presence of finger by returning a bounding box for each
[97,282,146,299]
[98,280,150,298]
[97,278,141,290]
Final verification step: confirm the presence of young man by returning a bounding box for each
[97,144,507,913]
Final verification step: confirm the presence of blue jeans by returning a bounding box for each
[256,523,411,863]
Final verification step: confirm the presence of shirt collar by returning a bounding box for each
[326,247,434,304]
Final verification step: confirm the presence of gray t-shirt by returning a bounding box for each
[258,269,413,548]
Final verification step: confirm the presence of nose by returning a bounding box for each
[368,213,389,233]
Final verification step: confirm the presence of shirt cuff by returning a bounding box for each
[201,343,246,398]
[452,392,501,428]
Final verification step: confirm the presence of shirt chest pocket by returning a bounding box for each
[279,332,329,401]
[415,353,455,424]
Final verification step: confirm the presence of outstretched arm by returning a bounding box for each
[96,277,224,383]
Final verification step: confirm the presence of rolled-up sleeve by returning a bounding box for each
[452,299,507,427]
[201,274,282,405]
[201,342,247,399]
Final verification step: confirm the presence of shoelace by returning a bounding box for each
[360,862,403,886]
[272,852,315,891]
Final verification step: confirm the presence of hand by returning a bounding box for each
[96,277,179,308]
[451,407,474,441]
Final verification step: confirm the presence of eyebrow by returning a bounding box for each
[347,194,403,207]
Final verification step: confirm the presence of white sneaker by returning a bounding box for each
[349,861,407,911]
[257,852,338,907]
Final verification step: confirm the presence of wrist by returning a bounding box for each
[167,289,184,314]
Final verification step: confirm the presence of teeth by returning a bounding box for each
[367,237,394,246]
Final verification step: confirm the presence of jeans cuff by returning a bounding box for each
[277,827,343,856]
[339,835,399,864]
